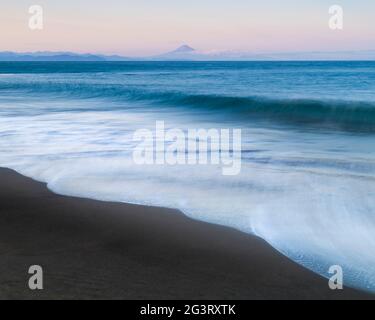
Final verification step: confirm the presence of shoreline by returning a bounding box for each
[0,167,372,299]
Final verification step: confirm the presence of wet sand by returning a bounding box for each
[0,168,372,300]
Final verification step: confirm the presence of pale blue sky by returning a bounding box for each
[1,0,374,55]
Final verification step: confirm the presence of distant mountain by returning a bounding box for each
[0,52,106,61]
[169,45,195,54]
[1,46,375,61]
[148,45,264,60]
[0,51,134,62]
[150,45,201,60]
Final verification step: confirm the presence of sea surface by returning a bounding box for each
[0,61,375,292]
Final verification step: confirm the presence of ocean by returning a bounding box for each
[0,61,374,292]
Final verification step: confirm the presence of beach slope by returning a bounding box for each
[0,168,372,299]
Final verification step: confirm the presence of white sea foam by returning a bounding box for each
[1,99,375,293]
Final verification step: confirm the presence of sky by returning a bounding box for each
[1,0,375,56]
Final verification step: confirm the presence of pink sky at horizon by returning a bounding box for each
[1,1,375,56]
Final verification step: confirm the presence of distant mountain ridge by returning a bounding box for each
[0,52,108,61]
[1,46,375,61]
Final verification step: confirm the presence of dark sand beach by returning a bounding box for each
[0,167,372,300]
